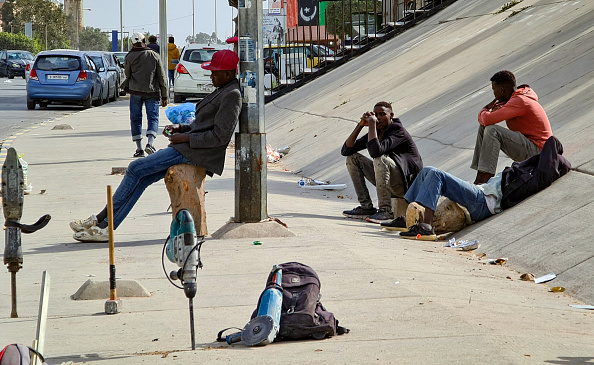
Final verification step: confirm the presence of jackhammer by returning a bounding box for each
[162,209,203,350]
[2,147,51,318]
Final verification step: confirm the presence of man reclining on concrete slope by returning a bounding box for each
[69,50,241,242]
[400,136,570,241]
[472,70,553,184]
[341,101,423,226]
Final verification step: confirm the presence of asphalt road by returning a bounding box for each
[0,77,82,143]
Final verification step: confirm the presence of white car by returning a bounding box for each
[173,44,231,103]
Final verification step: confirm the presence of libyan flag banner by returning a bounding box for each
[298,0,320,26]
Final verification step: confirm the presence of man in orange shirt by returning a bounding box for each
[471,70,552,184]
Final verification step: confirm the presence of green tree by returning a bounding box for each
[0,0,69,50]
[185,32,224,45]
[77,27,110,51]
[0,32,42,53]
[325,0,382,40]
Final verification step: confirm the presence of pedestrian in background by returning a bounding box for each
[147,35,160,54]
[167,36,180,88]
[122,32,168,158]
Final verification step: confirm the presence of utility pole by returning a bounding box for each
[120,0,123,51]
[192,0,195,42]
[158,0,168,90]
[235,0,267,222]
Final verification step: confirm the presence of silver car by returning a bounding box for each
[86,51,119,104]
[105,52,126,96]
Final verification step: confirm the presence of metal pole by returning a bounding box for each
[120,0,123,51]
[76,7,79,49]
[214,0,218,42]
[192,0,195,42]
[236,0,267,222]
[159,0,169,90]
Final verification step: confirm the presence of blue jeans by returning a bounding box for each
[168,69,175,86]
[108,147,190,229]
[130,94,160,141]
[404,167,492,222]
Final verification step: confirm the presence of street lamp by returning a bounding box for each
[75,8,92,49]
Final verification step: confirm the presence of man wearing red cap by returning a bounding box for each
[69,50,242,242]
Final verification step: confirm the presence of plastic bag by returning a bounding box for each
[165,102,196,124]
[17,154,32,195]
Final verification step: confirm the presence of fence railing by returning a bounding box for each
[263,0,456,102]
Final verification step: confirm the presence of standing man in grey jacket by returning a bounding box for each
[69,50,241,242]
[122,32,168,157]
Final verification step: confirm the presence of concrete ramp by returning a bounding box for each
[265,0,594,303]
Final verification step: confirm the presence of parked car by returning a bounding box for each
[0,50,34,79]
[86,51,119,103]
[173,44,231,103]
[26,50,103,110]
[106,52,126,96]
[263,44,325,83]
[112,51,127,65]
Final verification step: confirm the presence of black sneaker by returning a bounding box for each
[145,144,156,155]
[343,206,377,219]
[381,216,407,231]
[399,223,437,241]
[133,149,145,158]
[366,210,394,224]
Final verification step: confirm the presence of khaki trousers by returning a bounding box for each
[346,153,406,213]
[471,124,541,174]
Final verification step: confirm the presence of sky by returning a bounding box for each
[62,0,236,44]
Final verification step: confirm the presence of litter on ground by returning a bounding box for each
[298,178,347,191]
[569,304,594,310]
[534,273,556,284]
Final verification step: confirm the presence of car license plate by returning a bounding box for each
[48,75,68,80]
[199,84,214,92]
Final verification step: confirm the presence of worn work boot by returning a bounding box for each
[69,214,98,232]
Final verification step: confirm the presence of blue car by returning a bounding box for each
[26,50,103,110]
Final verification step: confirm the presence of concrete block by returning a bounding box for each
[211,220,296,239]
[71,279,150,300]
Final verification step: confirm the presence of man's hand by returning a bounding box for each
[168,133,190,144]
[163,124,180,137]
[161,97,168,107]
[484,99,501,111]
[490,103,503,112]
[361,111,378,127]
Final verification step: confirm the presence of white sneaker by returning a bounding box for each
[73,226,109,243]
[69,215,98,232]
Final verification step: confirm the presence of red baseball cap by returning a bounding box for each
[201,50,239,71]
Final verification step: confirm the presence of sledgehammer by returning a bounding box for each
[104,185,122,314]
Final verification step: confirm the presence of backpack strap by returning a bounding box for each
[216,327,243,342]
[26,345,46,363]
[337,326,350,335]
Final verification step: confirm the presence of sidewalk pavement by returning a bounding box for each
[1,100,593,364]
